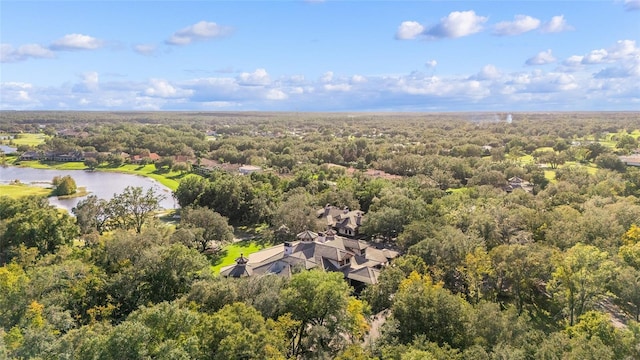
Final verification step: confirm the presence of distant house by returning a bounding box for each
[131,152,161,164]
[192,158,220,176]
[239,165,262,175]
[505,176,534,193]
[317,205,364,238]
[20,150,84,162]
[620,155,640,167]
[19,151,42,161]
[50,151,84,162]
[220,230,399,290]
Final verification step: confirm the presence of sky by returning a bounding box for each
[1,0,639,112]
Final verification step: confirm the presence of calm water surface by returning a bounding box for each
[0,167,177,212]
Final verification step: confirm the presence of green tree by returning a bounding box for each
[489,243,555,315]
[110,186,164,233]
[280,270,357,358]
[174,175,208,208]
[2,205,78,261]
[272,192,322,236]
[595,153,626,172]
[177,206,234,251]
[52,175,77,196]
[612,266,640,321]
[0,263,30,329]
[550,243,616,326]
[204,302,288,360]
[84,157,100,170]
[391,272,471,348]
[73,195,111,234]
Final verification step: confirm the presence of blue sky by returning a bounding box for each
[1,1,639,111]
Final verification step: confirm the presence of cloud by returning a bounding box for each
[395,21,425,40]
[1,43,55,63]
[425,11,488,39]
[0,82,40,109]
[583,49,609,64]
[50,34,103,50]
[133,44,157,56]
[237,68,271,86]
[493,15,540,36]
[145,78,193,98]
[473,64,501,80]
[351,75,368,83]
[563,55,584,67]
[608,39,639,59]
[266,89,288,100]
[166,21,232,45]
[73,71,100,93]
[526,49,556,65]
[540,15,573,33]
[624,0,640,11]
[320,71,334,83]
[324,83,352,92]
[425,60,437,68]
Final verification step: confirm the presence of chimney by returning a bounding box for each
[284,242,293,256]
[343,206,349,214]
[236,253,248,265]
[356,212,362,226]
[324,204,331,217]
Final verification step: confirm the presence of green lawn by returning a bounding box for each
[99,164,188,191]
[211,240,266,274]
[544,170,556,181]
[0,183,51,198]
[536,147,554,152]
[0,133,48,147]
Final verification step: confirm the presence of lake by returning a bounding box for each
[0,145,17,153]
[0,167,178,212]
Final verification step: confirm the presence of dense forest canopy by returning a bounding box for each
[1,111,640,359]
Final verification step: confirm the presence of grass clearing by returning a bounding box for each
[99,164,186,191]
[210,240,266,274]
[0,183,51,198]
[0,133,48,147]
[544,170,556,182]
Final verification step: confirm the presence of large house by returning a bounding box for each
[220,230,399,290]
[317,204,364,238]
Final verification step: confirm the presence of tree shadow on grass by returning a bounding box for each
[209,249,228,267]
[168,173,189,180]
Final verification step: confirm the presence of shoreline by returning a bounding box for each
[4,159,185,191]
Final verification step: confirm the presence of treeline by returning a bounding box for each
[2,112,640,359]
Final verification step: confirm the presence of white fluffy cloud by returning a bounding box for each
[474,64,501,80]
[166,21,232,45]
[425,10,488,39]
[425,60,438,68]
[526,49,556,65]
[395,21,425,40]
[3,37,639,112]
[1,43,55,63]
[575,40,639,65]
[145,78,193,98]
[493,15,540,36]
[540,15,573,33]
[563,55,584,67]
[320,71,334,83]
[237,68,271,86]
[50,34,103,50]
